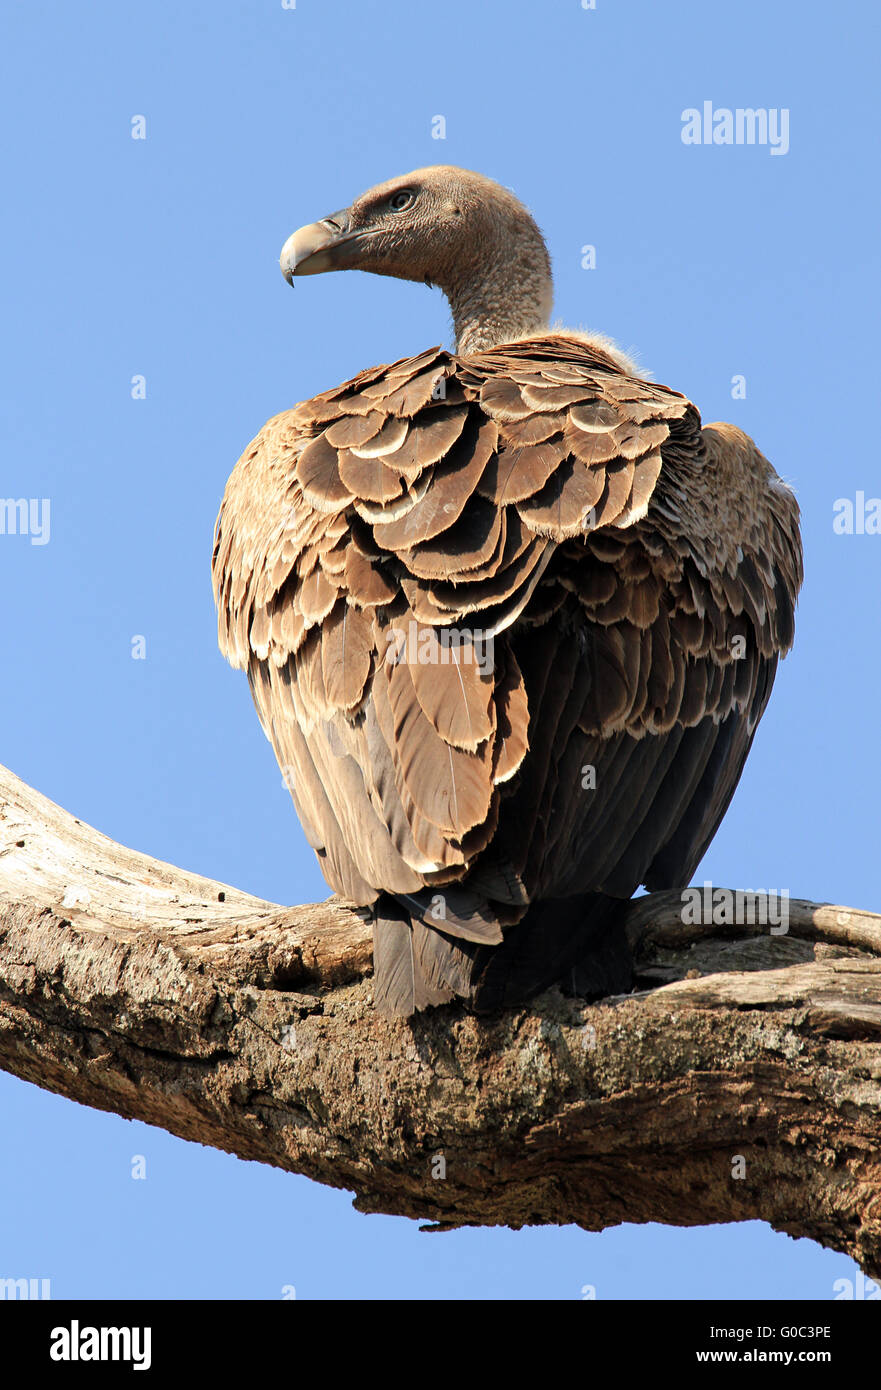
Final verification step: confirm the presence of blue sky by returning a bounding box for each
[0,0,878,1299]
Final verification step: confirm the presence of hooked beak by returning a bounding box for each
[280,207,366,282]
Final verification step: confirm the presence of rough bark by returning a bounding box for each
[1,761,879,1273]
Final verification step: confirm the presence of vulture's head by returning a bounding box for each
[280,166,553,353]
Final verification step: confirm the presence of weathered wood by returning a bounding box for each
[1,761,880,1272]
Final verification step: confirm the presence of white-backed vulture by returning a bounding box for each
[212,166,803,1018]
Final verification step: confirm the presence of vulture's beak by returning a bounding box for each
[280,208,364,282]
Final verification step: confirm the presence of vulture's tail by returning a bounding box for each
[371,890,633,1019]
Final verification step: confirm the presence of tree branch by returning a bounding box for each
[1,761,880,1272]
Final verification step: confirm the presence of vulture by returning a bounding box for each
[212,166,803,1018]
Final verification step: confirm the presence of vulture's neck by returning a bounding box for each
[444,227,553,354]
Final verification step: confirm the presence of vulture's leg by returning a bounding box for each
[468,893,633,1012]
[371,891,633,1017]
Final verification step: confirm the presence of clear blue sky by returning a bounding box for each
[1,0,878,1299]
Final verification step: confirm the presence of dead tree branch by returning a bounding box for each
[1,762,880,1272]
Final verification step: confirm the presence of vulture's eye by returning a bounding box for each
[389,190,415,213]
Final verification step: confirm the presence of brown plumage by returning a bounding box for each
[212,166,803,1018]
